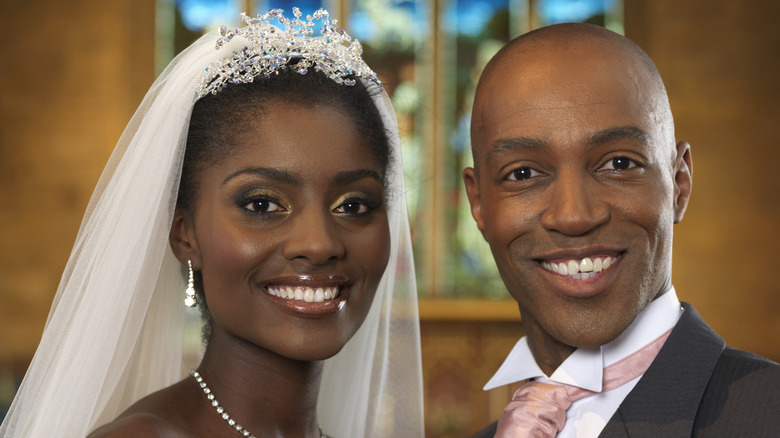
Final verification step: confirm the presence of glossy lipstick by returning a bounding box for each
[261,275,350,317]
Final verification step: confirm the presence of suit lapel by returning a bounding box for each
[599,303,725,437]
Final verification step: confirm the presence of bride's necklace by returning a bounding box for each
[190,370,329,438]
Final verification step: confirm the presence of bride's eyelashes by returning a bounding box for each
[235,188,287,215]
[331,191,382,216]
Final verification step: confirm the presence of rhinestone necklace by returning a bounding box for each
[190,370,329,437]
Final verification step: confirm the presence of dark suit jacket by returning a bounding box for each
[469,303,780,437]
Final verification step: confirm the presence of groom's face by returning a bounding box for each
[464,36,691,351]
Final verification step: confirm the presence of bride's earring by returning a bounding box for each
[184,260,197,308]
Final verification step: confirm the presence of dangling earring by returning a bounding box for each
[184,260,197,308]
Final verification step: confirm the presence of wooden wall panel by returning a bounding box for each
[0,0,155,359]
[421,318,523,438]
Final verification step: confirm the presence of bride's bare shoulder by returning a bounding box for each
[88,379,200,438]
[87,412,191,438]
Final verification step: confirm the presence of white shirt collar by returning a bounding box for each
[483,287,683,392]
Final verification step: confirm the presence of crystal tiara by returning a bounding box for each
[195,7,380,97]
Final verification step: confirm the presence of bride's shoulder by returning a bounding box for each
[87,412,190,438]
[88,379,198,438]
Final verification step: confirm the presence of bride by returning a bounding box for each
[0,8,423,438]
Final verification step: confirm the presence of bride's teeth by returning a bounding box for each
[567,260,579,275]
[604,256,612,269]
[268,285,341,302]
[593,258,603,272]
[558,262,568,274]
[580,257,593,272]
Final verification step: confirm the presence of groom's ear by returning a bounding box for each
[463,167,487,238]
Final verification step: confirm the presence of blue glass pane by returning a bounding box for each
[537,0,616,24]
[256,0,324,16]
[349,0,428,44]
[176,0,240,31]
[443,0,510,37]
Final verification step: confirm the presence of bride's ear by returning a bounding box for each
[169,208,201,268]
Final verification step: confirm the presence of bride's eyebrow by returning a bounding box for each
[332,169,382,185]
[222,167,300,185]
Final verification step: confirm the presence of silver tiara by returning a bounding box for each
[195,7,380,97]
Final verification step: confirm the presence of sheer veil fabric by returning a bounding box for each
[0,27,424,438]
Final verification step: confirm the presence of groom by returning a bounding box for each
[463,23,780,437]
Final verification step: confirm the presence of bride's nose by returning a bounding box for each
[281,206,346,265]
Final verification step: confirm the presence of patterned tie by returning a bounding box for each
[494,328,673,438]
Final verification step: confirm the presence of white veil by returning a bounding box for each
[0,16,424,438]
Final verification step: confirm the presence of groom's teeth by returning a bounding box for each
[580,257,593,272]
[268,286,340,303]
[543,255,619,279]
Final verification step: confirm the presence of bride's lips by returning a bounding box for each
[260,275,350,317]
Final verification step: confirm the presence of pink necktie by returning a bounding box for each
[494,328,673,438]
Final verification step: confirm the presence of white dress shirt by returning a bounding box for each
[484,287,683,438]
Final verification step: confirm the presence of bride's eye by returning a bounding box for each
[334,200,369,215]
[333,192,381,216]
[236,189,287,214]
[244,198,285,213]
